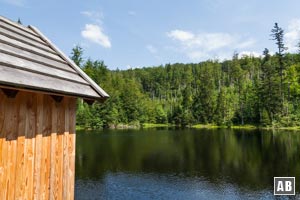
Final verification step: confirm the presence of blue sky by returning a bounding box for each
[1,0,300,70]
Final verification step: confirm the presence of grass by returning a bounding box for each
[266,126,300,130]
[192,124,300,130]
[230,125,257,129]
[76,125,86,130]
[191,124,225,129]
[76,123,300,131]
[192,124,257,129]
[142,123,170,128]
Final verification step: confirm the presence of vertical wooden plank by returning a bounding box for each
[0,90,77,200]
[2,125,8,200]
[0,91,6,200]
[40,95,52,200]
[24,93,37,200]
[55,99,65,200]
[1,97,9,200]
[14,92,27,199]
[3,94,18,200]
[7,96,19,200]
[33,94,43,200]
[49,98,57,200]
[63,97,69,200]
[7,92,21,200]
[68,98,76,200]
[0,91,9,200]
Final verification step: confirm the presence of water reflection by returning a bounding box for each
[75,129,300,199]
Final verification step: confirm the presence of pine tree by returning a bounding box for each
[270,23,287,107]
[259,48,281,124]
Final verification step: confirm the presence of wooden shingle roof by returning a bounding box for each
[0,16,109,101]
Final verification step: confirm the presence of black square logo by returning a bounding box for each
[274,177,295,195]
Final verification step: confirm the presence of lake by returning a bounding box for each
[75,128,300,199]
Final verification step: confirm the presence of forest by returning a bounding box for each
[73,23,300,129]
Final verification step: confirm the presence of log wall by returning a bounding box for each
[0,89,76,200]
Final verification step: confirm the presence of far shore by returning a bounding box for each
[76,123,300,131]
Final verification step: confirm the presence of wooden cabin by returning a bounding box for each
[0,16,109,199]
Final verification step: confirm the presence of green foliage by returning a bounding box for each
[70,45,84,67]
[259,49,282,123]
[271,23,287,56]
[71,22,300,129]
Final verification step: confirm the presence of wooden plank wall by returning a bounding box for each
[0,89,76,200]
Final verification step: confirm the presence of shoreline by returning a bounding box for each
[76,123,300,131]
[192,124,300,130]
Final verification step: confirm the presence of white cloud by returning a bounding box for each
[167,30,195,42]
[285,18,300,52]
[146,45,157,54]
[81,10,111,48]
[167,29,256,61]
[81,11,103,24]
[81,24,111,48]
[192,33,235,50]
[2,0,24,6]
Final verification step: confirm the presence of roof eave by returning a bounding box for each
[28,25,109,101]
[0,82,107,102]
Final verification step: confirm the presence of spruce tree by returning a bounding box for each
[270,23,287,108]
[259,48,281,124]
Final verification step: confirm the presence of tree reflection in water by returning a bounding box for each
[75,129,300,195]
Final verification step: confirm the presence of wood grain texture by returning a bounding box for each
[49,98,57,200]
[0,91,4,200]
[0,90,77,200]
[33,94,43,200]
[68,99,76,200]
[63,98,70,200]
[40,95,52,200]
[14,92,26,199]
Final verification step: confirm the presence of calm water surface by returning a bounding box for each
[75,128,300,199]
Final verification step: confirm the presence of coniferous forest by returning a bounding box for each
[73,23,300,129]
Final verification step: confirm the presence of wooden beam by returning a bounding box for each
[83,99,94,105]
[51,95,64,103]
[0,85,82,102]
[0,65,100,98]
[1,88,18,98]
